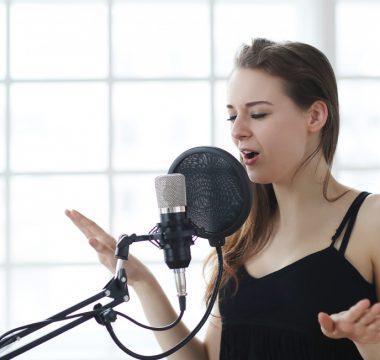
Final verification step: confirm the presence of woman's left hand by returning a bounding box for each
[318,299,380,344]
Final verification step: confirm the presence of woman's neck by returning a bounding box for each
[272,154,350,233]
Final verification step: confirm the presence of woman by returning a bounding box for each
[66,38,380,359]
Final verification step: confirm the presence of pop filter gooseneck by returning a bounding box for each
[168,146,253,243]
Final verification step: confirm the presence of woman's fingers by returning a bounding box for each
[357,303,380,326]
[65,209,146,284]
[336,299,371,323]
[65,209,115,247]
[319,300,380,343]
[65,209,102,237]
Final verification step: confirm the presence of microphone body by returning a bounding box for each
[158,211,193,270]
[155,174,195,298]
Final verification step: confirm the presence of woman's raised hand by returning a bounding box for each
[318,299,380,344]
[65,209,148,286]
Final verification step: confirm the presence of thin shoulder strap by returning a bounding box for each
[331,191,371,255]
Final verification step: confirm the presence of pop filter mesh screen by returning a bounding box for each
[168,147,252,239]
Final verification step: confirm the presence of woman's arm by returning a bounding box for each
[318,194,380,360]
[204,304,222,360]
[65,209,220,360]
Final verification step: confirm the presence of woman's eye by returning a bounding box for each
[226,113,266,121]
[251,113,266,119]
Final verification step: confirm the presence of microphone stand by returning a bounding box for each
[0,233,153,360]
[0,233,223,360]
[0,266,129,360]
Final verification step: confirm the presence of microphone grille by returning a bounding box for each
[155,174,187,208]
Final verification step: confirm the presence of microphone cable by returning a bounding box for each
[103,244,223,360]
[113,301,185,332]
[0,294,186,350]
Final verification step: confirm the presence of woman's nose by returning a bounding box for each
[230,116,252,141]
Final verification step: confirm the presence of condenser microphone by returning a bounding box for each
[154,146,252,302]
[154,174,195,298]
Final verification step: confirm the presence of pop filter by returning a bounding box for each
[168,146,252,241]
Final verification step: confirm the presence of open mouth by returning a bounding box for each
[244,151,259,159]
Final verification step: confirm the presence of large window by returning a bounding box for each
[1,0,379,359]
[335,0,380,192]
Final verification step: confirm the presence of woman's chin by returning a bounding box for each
[246,172,272,185]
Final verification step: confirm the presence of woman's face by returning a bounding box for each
[227,68,313,185]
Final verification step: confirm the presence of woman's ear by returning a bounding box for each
[307,100,328,133]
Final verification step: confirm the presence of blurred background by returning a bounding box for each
[1,0,380,358]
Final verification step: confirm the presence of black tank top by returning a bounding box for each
[219,192,377,359]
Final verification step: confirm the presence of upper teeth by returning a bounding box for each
[243,150,257,155]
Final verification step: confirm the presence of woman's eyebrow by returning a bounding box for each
[245,100,273,107]
[226,100,274,109]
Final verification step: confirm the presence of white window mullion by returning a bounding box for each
[108,0,114,236]
[318,0,336,69]
[295,0,336,67]
[210,0,215,146]
[4,0,11,331]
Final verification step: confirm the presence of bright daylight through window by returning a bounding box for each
[1,0,380,359]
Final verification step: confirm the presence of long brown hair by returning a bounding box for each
[204,38,340,304]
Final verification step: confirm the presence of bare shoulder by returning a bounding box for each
[361,193,380,229]
[359,193,380,252]
[357,193,380,294]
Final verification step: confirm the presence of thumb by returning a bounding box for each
[89,238,105,251]
[318,312,335,336]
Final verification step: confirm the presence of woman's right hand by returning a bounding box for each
[65,210,211,360]
[65,209,148,286]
